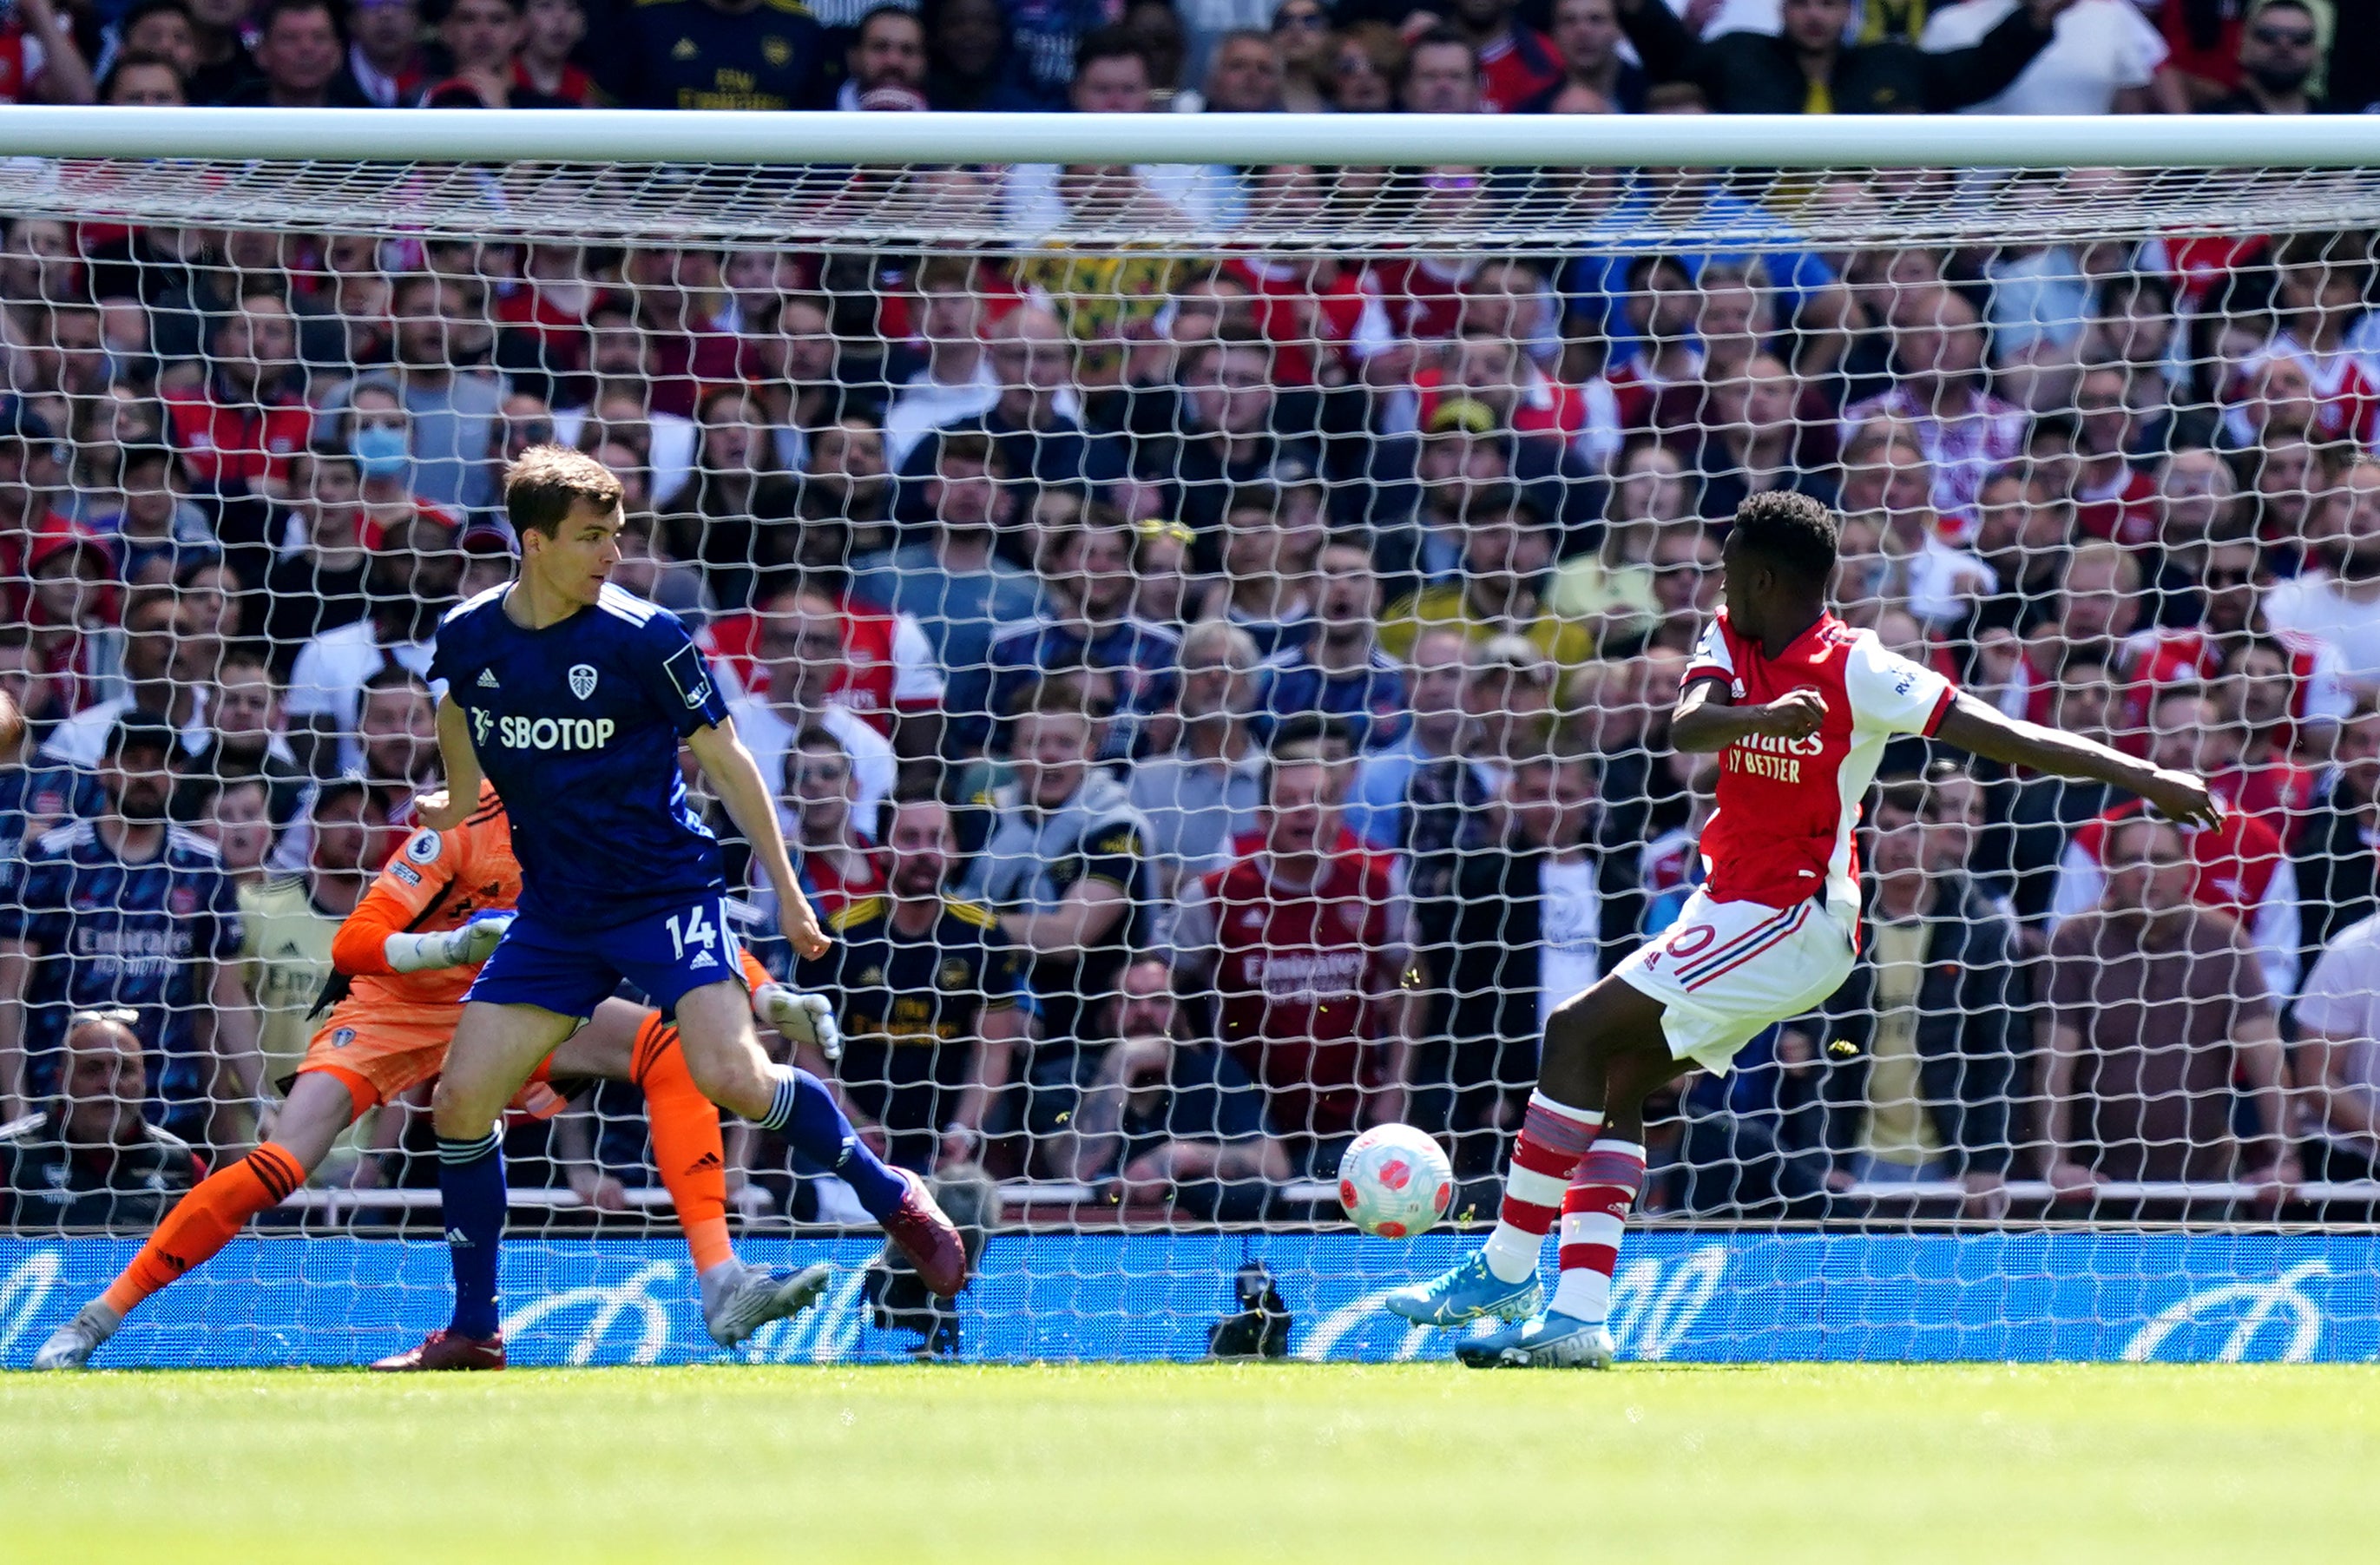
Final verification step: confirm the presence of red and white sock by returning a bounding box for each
[1549,1140,1647,1322]
[1480,1093,1605,1284]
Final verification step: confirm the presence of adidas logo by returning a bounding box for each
[689,951,717,970]
[477,669,501,688]
[689,1152,723,1173]
[444,1228,474,1248]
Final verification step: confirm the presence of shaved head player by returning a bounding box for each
[1386,491,2221,1368]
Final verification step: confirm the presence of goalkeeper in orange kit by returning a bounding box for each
[31,781,845,1371]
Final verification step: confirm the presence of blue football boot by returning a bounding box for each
[1384,1251,1544,1327]
[1456,1311,1618,1370]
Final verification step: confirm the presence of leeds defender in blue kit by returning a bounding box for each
[376,446,969,1371]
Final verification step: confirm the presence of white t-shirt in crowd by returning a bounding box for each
[1536,854,1604,1031]
[2265,572,2380,693]
[1923,0,2166,115]
[2291,912,2380,1161]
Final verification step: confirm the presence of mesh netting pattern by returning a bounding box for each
[3,147,2378,1362]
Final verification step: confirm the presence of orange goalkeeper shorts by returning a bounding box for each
[293,998,460,1114]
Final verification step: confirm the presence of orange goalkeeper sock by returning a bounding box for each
[633,1015,734,1275]
[100,1141,306,1318]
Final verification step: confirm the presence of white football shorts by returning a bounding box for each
[1611,888,1857,1075]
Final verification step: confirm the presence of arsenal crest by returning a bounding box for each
[569,664,599,700]
[169,886,198,916]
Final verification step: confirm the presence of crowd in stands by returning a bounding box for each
[7,0,2380,1232]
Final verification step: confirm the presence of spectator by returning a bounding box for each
[0,711,257,1149]
[1524,0,1642,110]
[2265,457,2380,694]
[2291,906,2380,1183]
[172,649,307,829]
[225,0,372,107]
[345,0,429,105]
[1141,329,1321,556]
[850,431,1044,700]
[1783,771,2024,1213]
[983,505,1180,759]
[316,285,504,515]
[37,592,207,772]
[1327,18,1404,110]
[1003,29,1244,234]
[2127,536,2350,748]
[794,790,1029,1175]
[261,445,371,662]
[1211,482,1324,661]
[1260,539,1407,750]
[724,583,899,832]
[1922,0,2182,115]
[1130,620,1264,903]
[1191,28,1285,113]
[0,629,97,863]
[598,0,825,109]
[1382,485,1594,670]
[161,290,312,500]
[1842,288,2027,533]
[882,254,996,472]
[2294,701,2380,960]
[967,674,1155,1049]
[836,4,929,108]
[1348,624,1470,851]
[2001,649,2120,923]
[1269,0,1331,113]
[2043,814,2295,1195]
[2051,683,2300,997]
[99,49,191,105]
[1049,953,1289,1219]
[235,776,381,1092]
[1613,0,2065,115]
[653,384,800,608]
[1171,724,1420,1174]
[281,514,459,777]
[181,0,259,103]
[418,0,562,108]
[1400,26,1482,114]
[2206,0,2328,113]
[1430,744,1627,1174]
[900,304,1127,516]
[516,0,598,105]
[0,1010,202,1229]
[780,726,886,920]
[194,775,275,889]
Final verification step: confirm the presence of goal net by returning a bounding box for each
[3,112,2379,1366]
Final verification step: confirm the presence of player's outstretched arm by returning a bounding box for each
[417,695,484,832]
[686,718,829,960]
[1932,692,2222,827]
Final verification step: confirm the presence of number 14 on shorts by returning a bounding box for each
[665,904,720,963]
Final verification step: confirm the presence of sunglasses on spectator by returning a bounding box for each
[2252,25,2316,47]
[1135,518,1195,548]
[2201,569,2255,588]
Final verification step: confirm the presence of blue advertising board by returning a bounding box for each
[3,1231,2373,1367]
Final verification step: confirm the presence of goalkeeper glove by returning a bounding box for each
[754,983,842,1062]
[385,911,517,974]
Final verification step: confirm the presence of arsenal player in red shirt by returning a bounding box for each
[1389,490,2221,1368]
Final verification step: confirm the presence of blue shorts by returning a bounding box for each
[464,894,746,1022]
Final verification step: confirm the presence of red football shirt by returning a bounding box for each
[1685,608,1956,916]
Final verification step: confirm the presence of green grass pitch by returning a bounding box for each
[3,1363,2373,1562]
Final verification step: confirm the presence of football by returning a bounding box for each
[1338,1124,1455,1239]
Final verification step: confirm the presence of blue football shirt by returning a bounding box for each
[430,583,734,933]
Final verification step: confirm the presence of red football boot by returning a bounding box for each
[370,1328,506,1371]
[883,1168,970,1299]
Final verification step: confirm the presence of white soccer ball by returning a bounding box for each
[1338,1124,1455,1239]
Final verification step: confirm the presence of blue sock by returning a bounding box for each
[760,1068,908,1220]
[437,1130,506,1339]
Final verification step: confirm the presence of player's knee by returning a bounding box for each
[429,1075,497,1138]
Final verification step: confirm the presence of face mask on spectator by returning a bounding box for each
[350,424,410,479]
